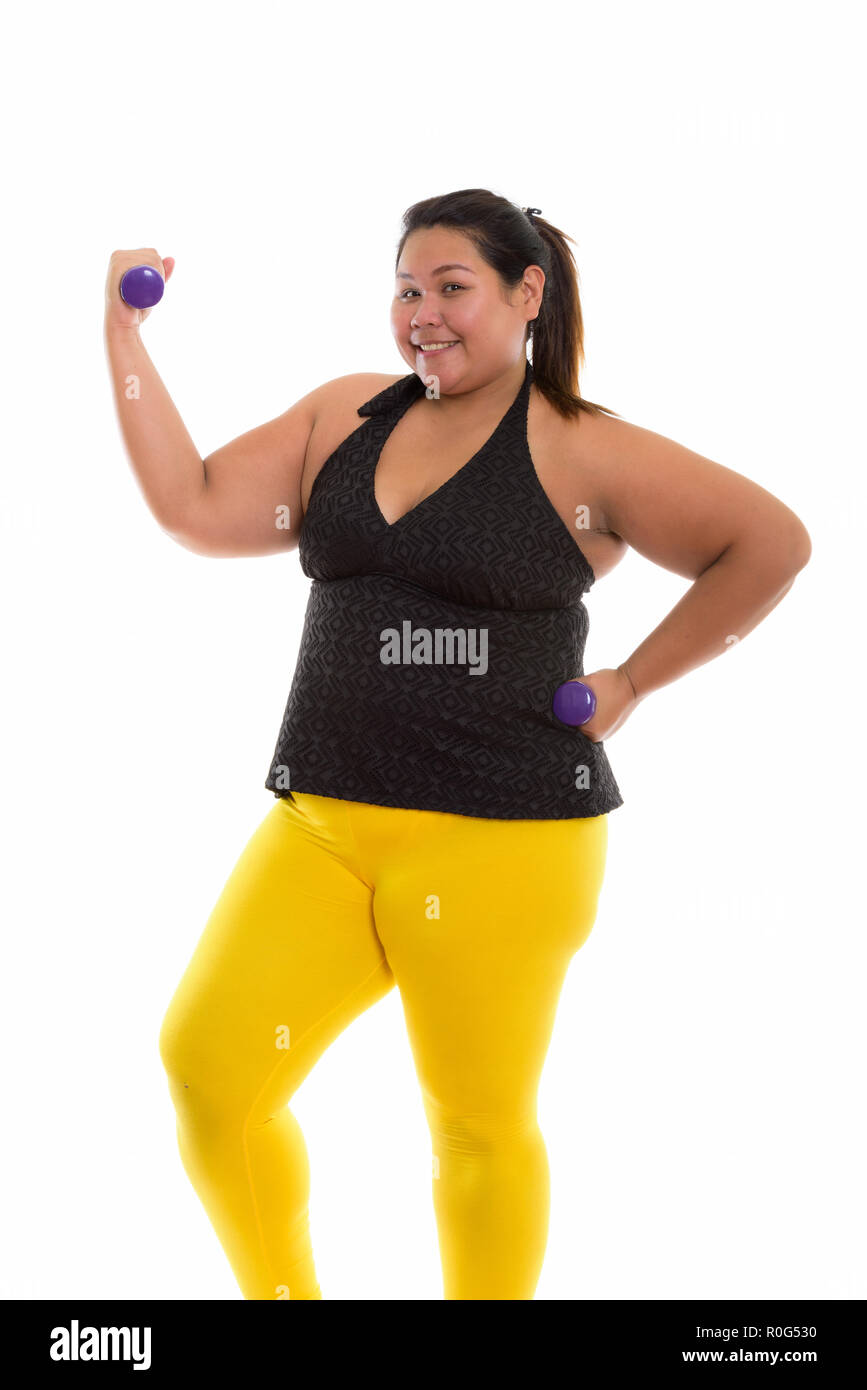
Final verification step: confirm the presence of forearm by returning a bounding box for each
[618,538,809,702]
[103,322,205,530]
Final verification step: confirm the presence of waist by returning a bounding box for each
[267,577,623,818]
[297,575,589,702]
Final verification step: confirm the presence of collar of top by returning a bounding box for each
[356,373,427,418]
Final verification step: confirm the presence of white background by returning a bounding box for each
[1,0,863,1301]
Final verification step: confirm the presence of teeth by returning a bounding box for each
[418,341,457,350]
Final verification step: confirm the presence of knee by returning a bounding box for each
[157,1000,184,1082]
[157,1002,284,1126]
[424,1101,539,1156]
[157,1003,217,1113]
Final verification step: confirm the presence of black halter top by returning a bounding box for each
[264,357,624,819]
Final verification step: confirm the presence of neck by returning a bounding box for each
[417,356,528,420]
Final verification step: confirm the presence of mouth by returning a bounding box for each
[414,340,460,355]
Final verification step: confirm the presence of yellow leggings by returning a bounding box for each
[158,791,609,1300]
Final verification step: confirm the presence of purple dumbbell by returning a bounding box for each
[552,679,597,727]
[119,264,165,310]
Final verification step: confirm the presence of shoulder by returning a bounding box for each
[530,388,643,533]
[559,401,644,463]
[542,393,728,544]
[307,371,409,420]
[558,405,696,522]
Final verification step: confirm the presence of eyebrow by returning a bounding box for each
[396,263,477,281]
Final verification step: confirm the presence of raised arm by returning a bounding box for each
[104,329,322,560]
[103,248,323,559]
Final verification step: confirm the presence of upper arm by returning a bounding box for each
[580,413,812,579]
[167,383,325,558]
[168,372,403,558]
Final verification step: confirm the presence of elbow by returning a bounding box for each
[789,523,812,571]
[761,509,812,573]
[737,518,812,575]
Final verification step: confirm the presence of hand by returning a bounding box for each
[569,666,638,742]
[104,248,175,332]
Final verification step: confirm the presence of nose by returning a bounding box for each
[411,307,444,330]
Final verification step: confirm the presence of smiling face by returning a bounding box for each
[391,226,544,389]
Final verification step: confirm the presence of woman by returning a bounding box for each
[104,188,811,1300]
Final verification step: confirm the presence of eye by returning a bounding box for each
[398,282,466,300]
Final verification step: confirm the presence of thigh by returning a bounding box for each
[371,812,608,1114]
[159,794,395,1117]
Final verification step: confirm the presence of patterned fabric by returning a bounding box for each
[264,357,624,819]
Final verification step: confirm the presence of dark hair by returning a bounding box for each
[395,187,620,420]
